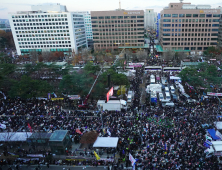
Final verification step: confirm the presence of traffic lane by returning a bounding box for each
[1,165,111,170]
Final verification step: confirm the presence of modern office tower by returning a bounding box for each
[144,9,157,30]
[217,7,222,48]
[91,10,144,50]
[8,4,87,55]
[159,2,220,53]
[156,13,161,39]
[74,11,93,48]
[0,19,11,32]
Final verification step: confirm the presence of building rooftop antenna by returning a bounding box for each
[119,0,121,9]
[179,0,183,3]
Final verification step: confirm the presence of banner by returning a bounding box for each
[94,151,100,160]
[68,95,81,100]
[216,130,222,139]
[0,123,6,129]
[129,153,136,166]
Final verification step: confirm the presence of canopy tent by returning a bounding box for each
[93,137,119,148]
[215,122,222,129]
[207,129,220,140]
[170,76,181,80]
[0,132,32,142]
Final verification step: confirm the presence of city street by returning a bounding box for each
[1,165,112,170]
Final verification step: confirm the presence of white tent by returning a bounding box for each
[0,132,32,142]
[170,76,181,80]
[93,137,119,148]
[216,122,222,129]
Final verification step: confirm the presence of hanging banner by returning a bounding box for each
[129,153,136,166]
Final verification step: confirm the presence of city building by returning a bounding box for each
[91,10,144,50]
[159,2,221,53]
[144,9,157,30]
[8,4,87,55]
[0,19,11,32]
[217,7,222,48]
[156,13,161,39]
[74,11,93,48]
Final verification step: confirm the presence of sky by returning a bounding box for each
[1,0,222,19]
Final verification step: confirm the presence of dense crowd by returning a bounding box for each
[0,67,221,170]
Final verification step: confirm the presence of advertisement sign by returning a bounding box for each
[129,153,136,166]
[68,95,81,100]
[207,92,222,96]
[106,87,113,102]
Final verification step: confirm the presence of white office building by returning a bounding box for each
[144,9,157,30]
[8,4,87,55]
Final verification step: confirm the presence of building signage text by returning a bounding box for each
[124,12,141,15]
[200,10,218,13]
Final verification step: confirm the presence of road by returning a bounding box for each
[1,165,113,170]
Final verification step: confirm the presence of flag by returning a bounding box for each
[205,140,212,146]
[28,123,32,133]
[94,151,100,160]
[76,129,82,135]
[103,128,106,134]
[203,142,210,149]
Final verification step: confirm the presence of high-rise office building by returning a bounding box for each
[74,11,93,48]
[159,2,220,52]
[8,4,87,55]
[91,10,144,50]
[144,9,157,30]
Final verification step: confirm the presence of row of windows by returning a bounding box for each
[16,34,70,37]
[162,24,219,27]
[91,16,144,19]
[92,20,143,24]
[92,24,144,27]
[163,29,218,32]
[14,22,68,26]
[92,28,144,31]
[95,44,144,47]
[12,14,68,18]
[163,19,220,22]
[162,42,217,46]
[13,19,68,22]
[18,41,71,44]
[162,33,218,36]
[162,19,218,23]
[14,26,69,30]
[18,38,71,41]
[94,32,140,35]
[94,36,144,39]
[94,40,143,43]
[19,45,72,48]
[15,30,69,34]
[163,14,220,18]
[162,38,217,41]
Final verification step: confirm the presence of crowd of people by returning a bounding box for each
[0,66,221,170]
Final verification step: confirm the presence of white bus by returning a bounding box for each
[165,87,169,93]
[170,86,175,94]
[165,92,171,100]
[150,75,156,84]
[158,93,164,101]
[145,66,162,72]
[163,67,185,72]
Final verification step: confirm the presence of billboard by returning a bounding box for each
[207,92,222,96]
[106,87,113,102]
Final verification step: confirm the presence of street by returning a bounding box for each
[1,165,112,170]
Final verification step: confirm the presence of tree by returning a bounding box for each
[80,131,99,144]
[163,50,174,62]
[136,50,147,61]
[30,51,39,64]
[203,46,222,60]
[83,62,100,75]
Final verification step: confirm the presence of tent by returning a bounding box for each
[0,132,32,142]
[215,122,222,129]
[170,76,181,80]
[93,137,119,148]
[207,129,220,140]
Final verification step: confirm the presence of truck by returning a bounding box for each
[97,99,127,111]
[127,91,134,105]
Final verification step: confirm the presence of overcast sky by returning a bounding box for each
[1,0,222,19]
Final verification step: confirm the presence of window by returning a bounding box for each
[131,16,136,18]
[212,29,218,31]
[98,16,104,19]
[179,14,185,17]
[172,14,178,17]
[213,14,220,17]
[137,16,144,18]
[163,24,171,27]
[163,19,171,22]
[164,14,171,17]
[212,24,219,27]
[213,19,219,22]
[206,14,212,17]
[186,14,191,17]
[193,14,198,17]
[105,16,110,19]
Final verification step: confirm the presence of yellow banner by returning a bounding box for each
[94,151,100,160]
[51,98,64,101]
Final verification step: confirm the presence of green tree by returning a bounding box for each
[83,62,100,75]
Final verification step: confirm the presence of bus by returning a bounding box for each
[145,66,162,72]
[150,75,156,84]
[163,67,185,72]
[125,66,135,70]
[165,92,171,101]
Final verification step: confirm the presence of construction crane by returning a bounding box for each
[78,50,124,110]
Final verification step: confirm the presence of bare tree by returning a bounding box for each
[163,50,174,62]
[136,50,147,61]
[81,48,91,62]
[42,51,53,62]
[30,51,39,64]
[177,52,187,61]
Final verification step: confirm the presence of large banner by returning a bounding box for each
[129,153,136,166]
